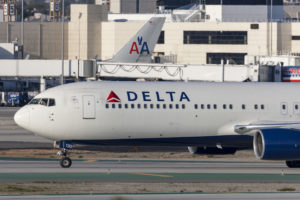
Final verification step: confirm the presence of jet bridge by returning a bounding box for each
[0,59,95,78]
[96,62,260,82]
[0,59,96,92]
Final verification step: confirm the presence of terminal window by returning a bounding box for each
[157,31,165,44]
[292,36,300,40]
[206,53,247,65]
[184,31,247,45]
[250,24,259,29]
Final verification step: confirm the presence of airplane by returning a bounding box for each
[14,81,300,168]
[109,17,165,63]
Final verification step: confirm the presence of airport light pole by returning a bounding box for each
[60,0,65,85]
[78,12,82,60]
[270,0,273,56]
[21,0,24,59]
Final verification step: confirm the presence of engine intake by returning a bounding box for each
[254,129,300,160]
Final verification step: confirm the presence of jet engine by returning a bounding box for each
[254,129,300,162]
[187,146,236,155]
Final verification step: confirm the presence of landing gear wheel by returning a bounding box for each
[60,157,72,168]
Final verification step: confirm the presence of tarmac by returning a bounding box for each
[0,158,295,176]
[0,159,298,183]
[1,193,300,200]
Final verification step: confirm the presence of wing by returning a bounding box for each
[234,122,300,134]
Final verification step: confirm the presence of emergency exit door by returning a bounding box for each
[83,95,95,119]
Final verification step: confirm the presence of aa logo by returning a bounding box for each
[129,36,150,55]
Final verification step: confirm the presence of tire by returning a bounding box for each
[60,157,72,168]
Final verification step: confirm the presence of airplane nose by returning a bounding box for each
[14,107,30,129]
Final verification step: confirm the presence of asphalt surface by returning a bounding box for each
[1,193,300,200]
[0,159,298,183]
[0,159,292,174]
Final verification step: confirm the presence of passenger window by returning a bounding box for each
[137,104,141,109]
[131,104,135,109]
[169,104,173,109]
[48,99,55,107]
[176,104,179,109]
[281,102,288,115]
[293,103,300,114]
[213,104,217,109]
[150,104,154,109]
[156,104,160,109]
[105,104,109,109]
[125,104,128,109]
[40,98,48,106]
[182,104,185,109]
[118,104,122,109]
[242,104,245,110]
[223,104,226,109]
[201,104,205,109]
[229,104,233,109]
[261,105,264,110]
[194,104,198,109]
[207,104,210,109]
[254,104,258,110]
[163,104,167,109]
[112,104,116,109]
[144,104,147,109]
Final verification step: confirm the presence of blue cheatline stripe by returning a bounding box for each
[71,135,253,148]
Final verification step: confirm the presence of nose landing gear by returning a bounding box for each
[55,141,73,168]
[57,149,72,168]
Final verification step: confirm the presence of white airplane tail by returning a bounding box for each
[111,17,166,63]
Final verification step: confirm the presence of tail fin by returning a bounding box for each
[111,17,166,63]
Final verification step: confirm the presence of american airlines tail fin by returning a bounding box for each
[111,17,166,63]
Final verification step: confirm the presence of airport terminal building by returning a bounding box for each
[1,0,300,65]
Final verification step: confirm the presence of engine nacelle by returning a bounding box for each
[254,129,300,160]
[187,146,236,155]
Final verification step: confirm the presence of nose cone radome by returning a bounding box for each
[14,107,30,129]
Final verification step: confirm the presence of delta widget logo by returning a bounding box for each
[106,91,121,103]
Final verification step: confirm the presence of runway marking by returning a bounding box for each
[130,172,173,178]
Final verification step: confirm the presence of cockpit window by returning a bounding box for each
[48,99,55,107]
[40,98,48,106]
[29,98,55,107]
[29,98,40,105]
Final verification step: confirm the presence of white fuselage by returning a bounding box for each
[14,81,300,147]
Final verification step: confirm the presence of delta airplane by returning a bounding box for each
[14,81,300,168]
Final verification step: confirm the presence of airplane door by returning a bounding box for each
[83,95,96,119]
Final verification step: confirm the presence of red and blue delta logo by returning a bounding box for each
[107,91,121,103]
[106,91,190,103]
